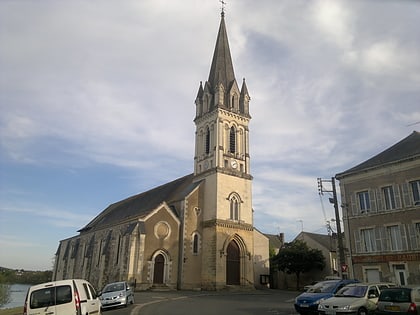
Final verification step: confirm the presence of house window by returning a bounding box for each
[205,127,210,154]
[411,180,420,205]
[229,127,236,154]
[358,191,370,213]
[387,225,402,251]
[361,228,376,252]
[230,195,240,221]
[382,186,396,210]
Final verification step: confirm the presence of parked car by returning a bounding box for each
[305,281,321,292]
[376,286,420,315]
[98,281,134,309]
[295,279,359,315]
[318,282,396,315]
[23,279,101,315]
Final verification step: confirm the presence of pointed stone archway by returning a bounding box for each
[222,234,249,286]
[153,253,165,284]
[151,250,170,285]
[226,240,240,285]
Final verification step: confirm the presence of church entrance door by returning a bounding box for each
[226,240,240,285]
[153,254,165,284]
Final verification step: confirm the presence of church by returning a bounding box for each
[53,11,269,291]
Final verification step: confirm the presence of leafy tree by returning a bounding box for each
[271,239,325,290]
[0,274,11,307]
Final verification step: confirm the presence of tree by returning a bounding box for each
[271,239,325,290]
[0,273,11,307]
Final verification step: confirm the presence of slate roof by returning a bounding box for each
[78,173,200,233]
[265,234,283,250]
[336,131,420,178]
[208,12,236,93]
[295,232,336,251]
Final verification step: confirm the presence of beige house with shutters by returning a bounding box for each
[336,131,420,285]
[53,11,269,291]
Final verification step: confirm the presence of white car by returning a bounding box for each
[24,279,101,315]
[318,282,395,315]
[99,281,134,309]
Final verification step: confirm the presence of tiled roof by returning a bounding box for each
[78,173,200,233]
[336,131,420,178]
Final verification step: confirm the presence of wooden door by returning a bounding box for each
[226,241,240,285]
[153,254,164,284]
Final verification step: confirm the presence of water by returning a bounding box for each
[0,283,31,310]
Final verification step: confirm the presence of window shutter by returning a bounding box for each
[375,227,382,252]
[369,190,377,213]
[401,182,412,207]
[378,226,389,252]
[354,230,361,253]
[401,224,408,251]
[376,188,384,212]
[394,184,402,209]
[350,194,357,216]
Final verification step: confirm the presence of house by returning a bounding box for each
[336,131,420,285]
[53,11,269,291]
[294,231,340,280]
[271,231,339,290]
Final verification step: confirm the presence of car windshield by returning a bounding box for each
[336,286,367,298]
[308,281,338,293]
[103,283,125,293]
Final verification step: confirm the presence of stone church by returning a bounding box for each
[53,11,269,291]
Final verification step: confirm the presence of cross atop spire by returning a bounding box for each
[220,0,226,17]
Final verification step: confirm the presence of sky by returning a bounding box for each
[1,0,420,271]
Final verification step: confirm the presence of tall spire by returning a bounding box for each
[207,11,236,93]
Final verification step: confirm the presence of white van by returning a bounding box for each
[23,279,101,315]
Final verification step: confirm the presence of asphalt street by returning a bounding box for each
[115,289,301,315]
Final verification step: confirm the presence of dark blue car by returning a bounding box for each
[294,279,359,315]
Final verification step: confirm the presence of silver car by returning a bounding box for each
[318,283,395,315]
[99,281,134,309]
[376,286,420,315]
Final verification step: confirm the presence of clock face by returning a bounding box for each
[231,159,238,169]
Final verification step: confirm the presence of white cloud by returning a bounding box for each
[0,0,419,268]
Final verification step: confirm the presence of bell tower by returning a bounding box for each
[194,11,251,179]
[193,11,254,289]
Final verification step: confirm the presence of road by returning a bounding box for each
[102,289,300,315]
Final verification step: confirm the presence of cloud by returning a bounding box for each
[1,0,419,268]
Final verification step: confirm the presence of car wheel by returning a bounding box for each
[357,307,368,315]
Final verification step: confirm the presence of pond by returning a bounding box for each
[0,284,31,309]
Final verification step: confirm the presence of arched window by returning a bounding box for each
[205,127,210,154]
[205,94,209,112]
[229,126,236,154]
[193,233,199,254]
[230,195,240,221]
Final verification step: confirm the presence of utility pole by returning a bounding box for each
[317,177,346,279]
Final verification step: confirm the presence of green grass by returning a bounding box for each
[0,307,22,315]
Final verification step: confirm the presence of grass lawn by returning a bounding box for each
[0,307,22,315]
